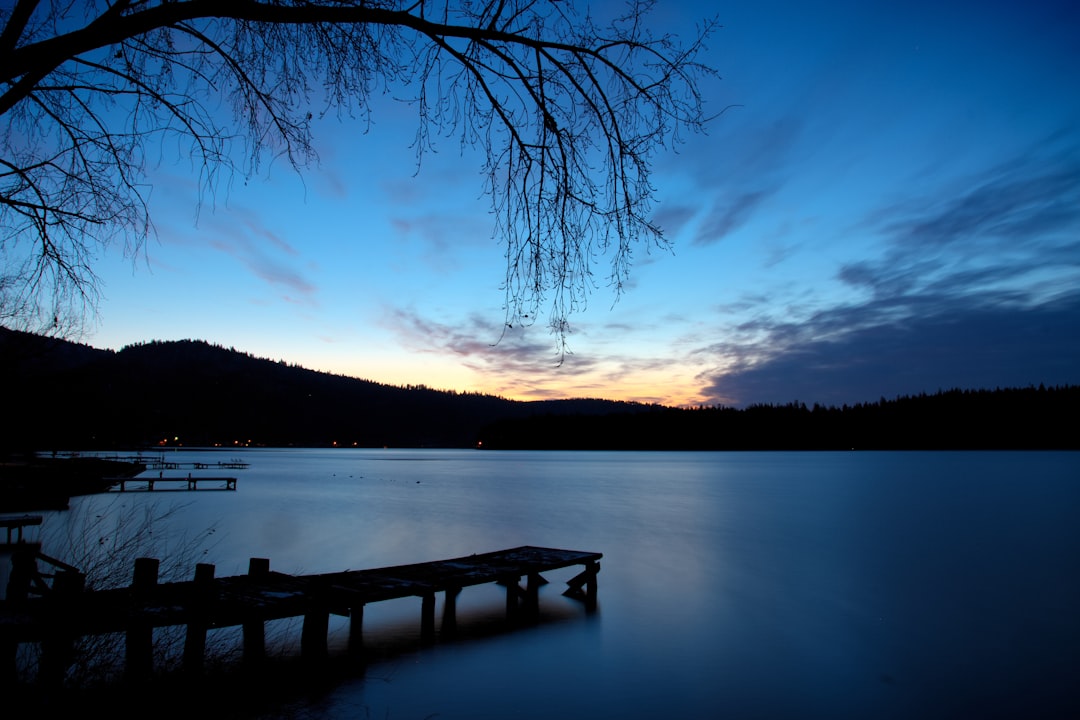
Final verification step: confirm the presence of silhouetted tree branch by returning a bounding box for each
[1,0,717,350]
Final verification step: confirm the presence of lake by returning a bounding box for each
[36,449,1080,718]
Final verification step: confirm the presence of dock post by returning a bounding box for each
[524,572,547,618]
[347,604,365,660]
[0,636,13,689]
[504,575,521,619]
[126,557,159,683]
[183,563,216,675]
[0,612,14,687]
[421,592,436,642]
[442,586,461,636]
[38,568,85,689]
[563,561,601,611]
[584,561,599,610]
[348,603,365,656]
[301,576,330,662]
[243,558,270,664]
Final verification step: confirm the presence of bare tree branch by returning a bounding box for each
[0,0,719,353]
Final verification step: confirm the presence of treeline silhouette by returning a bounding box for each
[479,387,1077,450]
[3,327,1075,451]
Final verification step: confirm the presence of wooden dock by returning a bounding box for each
[98,455,250,472]
[109,474,237,492]
[0,515,42,545]
[0,546,601,684]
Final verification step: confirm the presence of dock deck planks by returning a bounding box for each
[0,545,601,681]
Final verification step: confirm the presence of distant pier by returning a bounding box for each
[0,516,42,546]
[0,546,601,684]
[105,455,250,471]
[109,474,237,492]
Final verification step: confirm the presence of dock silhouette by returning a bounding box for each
[1,545,601,684]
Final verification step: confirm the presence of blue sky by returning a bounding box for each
[88,0,1080,407]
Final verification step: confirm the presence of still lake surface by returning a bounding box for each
[48,449,1080,718]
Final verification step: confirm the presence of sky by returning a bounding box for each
[85,0,1080,408]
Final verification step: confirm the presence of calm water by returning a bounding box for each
[43,450,1080,718]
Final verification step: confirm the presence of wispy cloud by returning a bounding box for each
[693,189,775,246]
[658,112,803,246]
[651,203,698,239]
[871,135,1080,252]
[202,208,318,304]
[389,212,491,272]
[379,305,704,403]
[833,133,1080,306]
[380,306,584,396]
[210,236,317,300]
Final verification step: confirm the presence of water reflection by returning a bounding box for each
[17,449,1080,719]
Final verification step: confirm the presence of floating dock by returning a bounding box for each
[0,546,601,684]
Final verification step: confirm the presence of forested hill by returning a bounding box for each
[2,327,1076,451]
[1,328,640,450]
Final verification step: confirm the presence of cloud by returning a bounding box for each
[380,306,587,397]
[390,212,491,272]
[698,288,1080,407]
[651,203,697,238]
[868,133,1080,253]
[202,209,318,303]
[693,189,774,246]
[210,236,317,298]
[381,306,553,363]
[831,133,1080,313]
[694,134,1080,407]
[379,305,696,402]
[654,112,804,247]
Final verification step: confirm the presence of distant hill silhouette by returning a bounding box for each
[3,327,1076,451]
[1,328,645,451]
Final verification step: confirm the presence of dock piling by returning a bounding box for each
[442,586,461,636]
[420,593,436,642]
[503,575,521,618]
[183,563,216,675]
[242,558,270,664]
[347,604,365,655]
[563,560,600,610]
[125,557,159,683]
[38,568,84,689]
[347,604,365,660]
[301,575,330,662]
